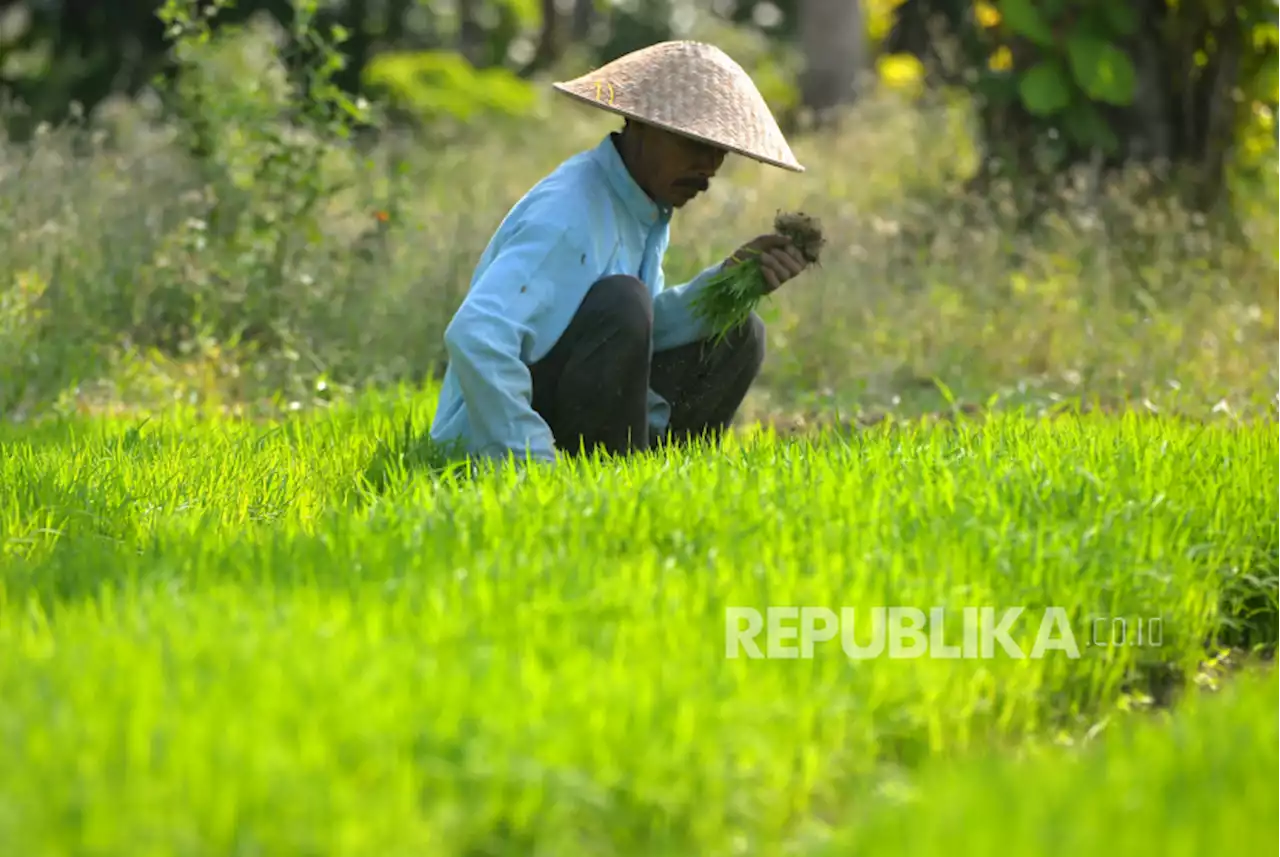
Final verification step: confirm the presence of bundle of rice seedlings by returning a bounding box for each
[691,210,826,344]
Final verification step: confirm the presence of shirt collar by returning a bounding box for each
[592,133,672,228]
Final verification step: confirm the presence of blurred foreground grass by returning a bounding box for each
[0,399,1275,853]
[825,665,1277,856]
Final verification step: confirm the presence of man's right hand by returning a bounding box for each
[722,234,810,294]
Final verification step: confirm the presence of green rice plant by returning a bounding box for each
[0,398,1275,854]
[692,211,827,344]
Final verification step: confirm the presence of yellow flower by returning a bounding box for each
[975,2,1001,28]
[876,54,925,98]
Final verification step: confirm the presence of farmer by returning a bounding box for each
[429,40,812,464]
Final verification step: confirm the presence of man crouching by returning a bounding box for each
[430,40,813,464]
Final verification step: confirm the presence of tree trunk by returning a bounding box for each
[523,0,570,76]
[572,0,596,41]
[336,0,372,93]
[798,0,868,120]
[458,0,486,66]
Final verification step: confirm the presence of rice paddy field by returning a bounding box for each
[1,392,1276,855]
[2,15,1278,851]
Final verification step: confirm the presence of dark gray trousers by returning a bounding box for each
[529,274,765,458]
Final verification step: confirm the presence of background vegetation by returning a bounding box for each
[0,0,1275,425]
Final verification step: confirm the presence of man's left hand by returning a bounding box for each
[722,234,809,294]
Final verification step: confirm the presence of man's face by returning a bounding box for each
[632,123,729,209]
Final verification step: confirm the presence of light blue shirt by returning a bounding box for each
[429,133,725,463]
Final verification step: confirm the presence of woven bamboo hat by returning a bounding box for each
[552,41,804,173]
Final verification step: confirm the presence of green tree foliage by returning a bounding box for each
[138,0,375,352]
[0,0,696,140]
[887,0,1279,212]
[362,49,538,132]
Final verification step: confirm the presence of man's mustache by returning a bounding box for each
[677,177,711,191]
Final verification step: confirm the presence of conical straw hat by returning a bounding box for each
[552,41,804,173]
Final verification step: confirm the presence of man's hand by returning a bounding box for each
[721,234,809,294]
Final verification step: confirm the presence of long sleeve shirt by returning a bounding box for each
[429,133,725,463]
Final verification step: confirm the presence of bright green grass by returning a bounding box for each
[0,398,1276,855]
[821,665,1279,855]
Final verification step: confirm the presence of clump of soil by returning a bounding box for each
[773,210,826,265]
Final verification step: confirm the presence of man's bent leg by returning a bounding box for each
[650,313,765,447]
[529,275,653,457]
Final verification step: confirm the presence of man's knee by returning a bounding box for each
[580,275,653,346]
